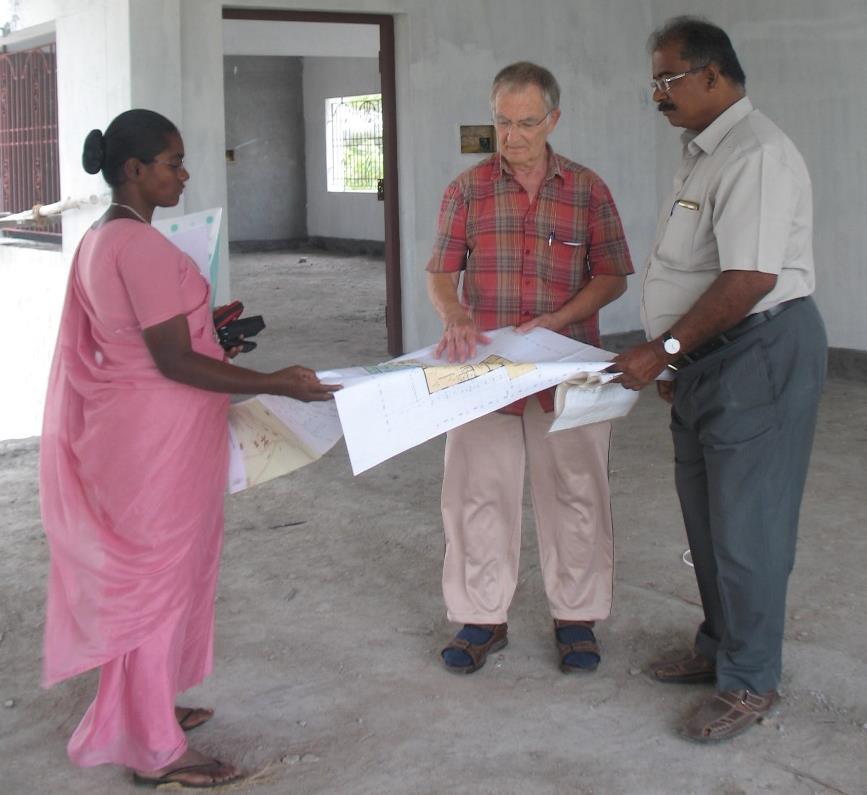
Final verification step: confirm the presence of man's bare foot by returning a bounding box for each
[132,747,242,788]
[175,705,214,731]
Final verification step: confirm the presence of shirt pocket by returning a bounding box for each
[540,229,587,293]
[654,201,710,271]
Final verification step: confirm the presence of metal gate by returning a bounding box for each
[0,42,61,241]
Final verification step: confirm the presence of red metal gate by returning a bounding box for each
[0,42,61,242]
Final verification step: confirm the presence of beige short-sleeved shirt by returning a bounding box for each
[641,97,815,339]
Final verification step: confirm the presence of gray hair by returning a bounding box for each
[490,61,560,113]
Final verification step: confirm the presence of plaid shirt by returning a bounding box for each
[427,147,633,413]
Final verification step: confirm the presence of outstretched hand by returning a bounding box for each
[515,312,559,335]
[611,341,668,391]
[434,316,491,363]
[272,366,341,402]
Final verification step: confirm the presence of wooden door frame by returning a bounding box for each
[223,7,403,354]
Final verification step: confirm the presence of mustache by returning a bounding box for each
[657,101,676,112]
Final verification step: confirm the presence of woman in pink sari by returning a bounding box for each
[40,109,339,788]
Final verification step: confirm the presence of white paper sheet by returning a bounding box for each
[227,396,343,493]
[225,326,641,488]
[153,207,223,293]
[329,327,618,475]
[549,376,640,432]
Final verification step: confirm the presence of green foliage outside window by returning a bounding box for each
[327,94,383,193]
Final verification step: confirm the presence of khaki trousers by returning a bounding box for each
[441,397,614,624]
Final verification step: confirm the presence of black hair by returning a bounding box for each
[648,16,746,88]
[81,109,179,187]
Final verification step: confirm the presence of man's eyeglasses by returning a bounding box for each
[493,110,552,132]
[650,64,708,95]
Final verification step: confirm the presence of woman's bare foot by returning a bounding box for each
[132,747,242,788]
[175,705,214,731]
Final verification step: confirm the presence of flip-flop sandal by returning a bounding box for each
[133,759,243,789]
[554,620,600,673]
[176,707,214,732]
[441,623,508,673]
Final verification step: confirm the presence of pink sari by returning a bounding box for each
[40,219,230,770]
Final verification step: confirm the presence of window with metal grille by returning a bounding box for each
[0,42,61,243]
[325,94,383,193]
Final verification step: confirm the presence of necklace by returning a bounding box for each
[110,202,149,224]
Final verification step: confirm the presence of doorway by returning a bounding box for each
[222,8,402,356]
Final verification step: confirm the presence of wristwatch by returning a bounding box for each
[662,331,681,355]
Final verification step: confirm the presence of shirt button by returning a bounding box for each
[524,249,530,254]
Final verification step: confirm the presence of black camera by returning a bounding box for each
[217,315,265,353]
[213,301,265,353]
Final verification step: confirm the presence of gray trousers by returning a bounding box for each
[670,297,826,694]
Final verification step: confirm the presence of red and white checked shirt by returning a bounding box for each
[426,147,633,413]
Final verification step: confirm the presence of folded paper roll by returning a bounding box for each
[550,374,640,433]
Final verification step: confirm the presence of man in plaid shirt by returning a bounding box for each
[426,62,633,676]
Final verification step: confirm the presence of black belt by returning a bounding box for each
[673,297,806,369]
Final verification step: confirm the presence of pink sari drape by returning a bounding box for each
[39,220,230,769]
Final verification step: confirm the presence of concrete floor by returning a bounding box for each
[1,250,865,794]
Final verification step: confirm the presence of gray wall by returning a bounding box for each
[399,2,654,346]
[20,0,867,354]
[223,55,306,242]
[303,56,384,242]
[653,0,867,353]
[175,0,867,351]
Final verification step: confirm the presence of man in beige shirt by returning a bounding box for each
[614,16,827,743]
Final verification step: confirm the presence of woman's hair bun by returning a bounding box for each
[82,129,106,174]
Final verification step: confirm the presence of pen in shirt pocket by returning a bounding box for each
[670,198,700,216]
[548,230,583,247]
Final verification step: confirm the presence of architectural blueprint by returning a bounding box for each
[226,326,639,489]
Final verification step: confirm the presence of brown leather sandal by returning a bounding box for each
[132,758,244,788]
[441,623,508,674]
[554,619,600,673]
[650,650,716,684]
[681,689,779,743]
[175,706,214,732]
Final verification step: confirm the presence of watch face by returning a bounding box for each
[664,336,681,355]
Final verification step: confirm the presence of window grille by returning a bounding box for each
[0,42,61,242]
[325,94,383,193]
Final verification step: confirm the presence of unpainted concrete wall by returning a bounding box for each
[303,56,384,243]
[223,17,379,57]
[3,0,867,439]
[223,55,307,243]
[652,0,867,356]
[392,0,654,347]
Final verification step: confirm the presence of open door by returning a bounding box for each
[223,8,403,355]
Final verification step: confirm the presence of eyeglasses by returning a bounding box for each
[493,110,552,132]
[650,64,708,95]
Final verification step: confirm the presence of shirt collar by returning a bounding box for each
[681,96,753,156]
[494,143,563,182]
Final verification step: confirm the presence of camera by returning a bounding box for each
[213,301,265,353]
